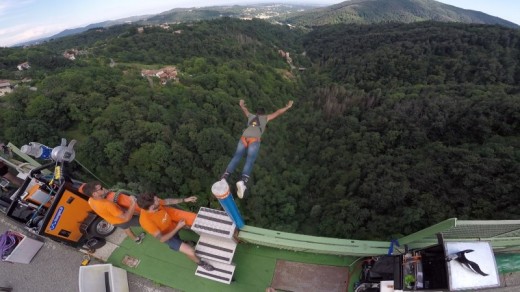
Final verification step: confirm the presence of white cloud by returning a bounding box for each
[0,23,66,47]
[0,0,34,16]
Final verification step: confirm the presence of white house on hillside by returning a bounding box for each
[0,80,12,96]
[63,49,79,60]
[17,62,30,70]
[141,66,178,85]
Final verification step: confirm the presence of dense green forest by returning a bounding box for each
[1,18,519,240]
[284,0,519,28]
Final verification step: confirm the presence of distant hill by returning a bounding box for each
[52,15,152,39]
[281,0,519,28]
[15,15,152,47]
[15,4,315,47]
[143,4,316,24]
[15,1,518,47]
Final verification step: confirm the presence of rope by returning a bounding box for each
[0,231,19,260]
[29,161,60,225]
[27,187,54,225]
[74,159,110,186]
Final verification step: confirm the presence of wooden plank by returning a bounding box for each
[271,260,348,292]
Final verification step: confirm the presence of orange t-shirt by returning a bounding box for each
[104,192,166,215]
[139,206,196,236]
[77,184,154,215]
[88,198,125,225]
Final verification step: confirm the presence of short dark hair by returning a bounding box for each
[83,181,101,196]
[137,193,155,210]
[256,107,265,115]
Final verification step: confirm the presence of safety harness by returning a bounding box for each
[248,115,263,134]
[241,115,263,147]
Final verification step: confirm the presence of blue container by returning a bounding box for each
[211,179,245,229]
[39,145,52,160]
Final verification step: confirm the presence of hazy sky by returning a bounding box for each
[1,0,519,47]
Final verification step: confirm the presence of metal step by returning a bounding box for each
[195,234,237,264]
[192,207,236,239]
[195,259,235,284]
[193,207,238,284]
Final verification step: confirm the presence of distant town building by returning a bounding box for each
[141,66,178,85]
[173,30,183,34]
[63,49,79,60]
[137,27,144,34]
[278,49,293,65]
[0,80,12,96]
[17,62,30,71]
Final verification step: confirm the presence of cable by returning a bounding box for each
[74,159,110,186]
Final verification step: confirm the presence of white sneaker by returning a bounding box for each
[236,181,246,199]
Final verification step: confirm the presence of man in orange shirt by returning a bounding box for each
[82,181,145,244]
[137,192,214,271]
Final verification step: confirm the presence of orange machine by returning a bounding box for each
[42,188,93,242]
[7,162,114,246]
[22,184,53,209]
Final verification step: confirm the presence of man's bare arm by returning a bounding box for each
[163,196,197,205]
[239,99,250,117]
[267,100,293,122]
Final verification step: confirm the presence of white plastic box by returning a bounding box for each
[79,264,129,292]
[380,280,394,292]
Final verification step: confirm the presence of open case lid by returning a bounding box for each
[444,242,500,290]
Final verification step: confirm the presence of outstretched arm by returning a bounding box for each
[239,99,250,117]
[267,100,293,122]
[163,196,197,205]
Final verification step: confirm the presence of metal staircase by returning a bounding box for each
[191,207,238,284]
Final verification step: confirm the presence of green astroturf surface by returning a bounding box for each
[107,229,356,292]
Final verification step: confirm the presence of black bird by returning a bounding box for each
[446,249,489,276]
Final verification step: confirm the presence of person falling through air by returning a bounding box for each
[221,99,293,199]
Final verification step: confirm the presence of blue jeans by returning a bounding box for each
[225,140,261,179]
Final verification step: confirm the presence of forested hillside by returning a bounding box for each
[296,22,520,238]
[0,18,519,240]
[283,0,519,28]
